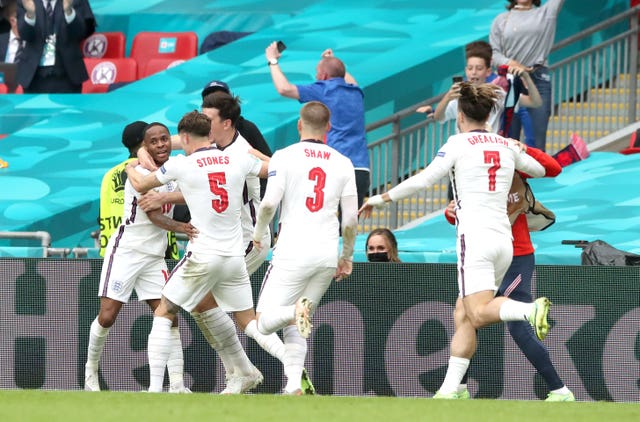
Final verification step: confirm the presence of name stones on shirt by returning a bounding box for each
[197,155,230,167]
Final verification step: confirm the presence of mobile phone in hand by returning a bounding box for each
[452,76,463,84]
[277,41,287,53]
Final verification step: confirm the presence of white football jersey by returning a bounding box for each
[156,146,263,256]
[266,140,357,267]
[217,133,267,249]
[389,131,545,236]
[114,165,177,257]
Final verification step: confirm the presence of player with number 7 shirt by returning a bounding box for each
[359,82,553,399]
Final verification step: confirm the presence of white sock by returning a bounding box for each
[438,356,470,394]
[499,299,534,321]
[257,305,296,335]
[167,326,185,390]
[245,319,286,364]
[86,317,110,372]
[147,317,173,392]
[282,325,306,393]
[200,307,253,377]
[457,383,468,393]
[192,309,234,377]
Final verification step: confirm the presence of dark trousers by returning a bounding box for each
[508,66,552,151]
[497,254,564,390]
[355,169,370,209]
[24,67,82,93]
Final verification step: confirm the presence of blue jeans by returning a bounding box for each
[511,108,536,148]
[508,66,552,151]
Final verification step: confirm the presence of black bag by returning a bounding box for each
[581,240,640,266]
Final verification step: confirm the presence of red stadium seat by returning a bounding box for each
[0,83,22,94]
[141,58,186,78]
[130,31,198,79]
[82,58,138,94]
[621,129,640,155]
[81,32,126,59]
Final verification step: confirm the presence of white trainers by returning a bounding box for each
[295,297,313,338]
[220,367,263,395]
[84,369,100,391]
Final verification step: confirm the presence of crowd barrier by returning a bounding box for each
[0,259,638,402]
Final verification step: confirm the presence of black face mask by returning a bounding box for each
[367,252,390,262]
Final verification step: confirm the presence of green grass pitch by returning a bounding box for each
[0,390,639,422]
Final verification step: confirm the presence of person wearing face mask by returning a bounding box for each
[366,228,401,263]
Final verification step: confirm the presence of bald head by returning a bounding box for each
[317,56,346,80]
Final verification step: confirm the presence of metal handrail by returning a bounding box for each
[0,230,71,258]
[550,5,640,52]
[361,6,640,232]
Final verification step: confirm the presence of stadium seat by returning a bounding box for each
[0,83,22,94]
[620,129,640,155]
[81,32,126,59]
[82,58,138,94]
[130,31,198,79]
[141,58,186,78]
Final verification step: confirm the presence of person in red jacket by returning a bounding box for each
[443,144,575,402]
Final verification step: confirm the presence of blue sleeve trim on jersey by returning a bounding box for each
[160,166,167,174]
[268,170,277,177]
[437,151,446,157]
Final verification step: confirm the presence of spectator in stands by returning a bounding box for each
[16,0,95,93]
[490,0,565,151]
[420,40,541,135]
[443,146,575,401]
[85,122,197,393]
[0,0,22,63]
[366,228,401,262]
[98,121,180,259]
[360,82,551,400]
[265,43,370,208]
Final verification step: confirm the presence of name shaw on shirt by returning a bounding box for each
[197,155,230,167]
[304,148,331,160]
[466,134,509,146]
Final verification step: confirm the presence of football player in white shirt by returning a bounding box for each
[125,111,269,394]
[138,94,294,394]
[252,101,358,395]
[85,123,198,393]
[361,83,551,399]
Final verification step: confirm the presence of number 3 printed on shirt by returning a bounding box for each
[483,150,500,192]
[208,172,229,212]
[306,167,326,212]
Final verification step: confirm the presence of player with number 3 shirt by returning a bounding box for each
[252,101,358,395]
